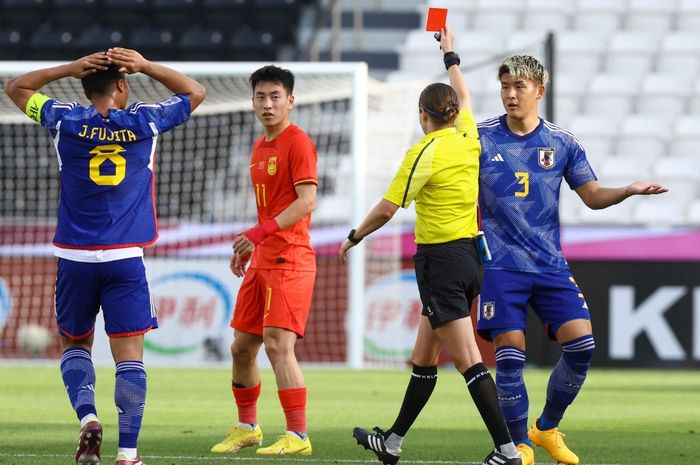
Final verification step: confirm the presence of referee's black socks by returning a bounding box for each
[463,362,515,454]
[387,364,438,437]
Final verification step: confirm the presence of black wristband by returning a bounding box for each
[443,51,460,70]
[347,228,363,245]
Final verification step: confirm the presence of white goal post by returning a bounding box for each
[0,60,425,368]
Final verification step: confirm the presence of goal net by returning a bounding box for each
[0,61,424,367]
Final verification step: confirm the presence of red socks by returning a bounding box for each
[278,387,307,433]
[233,382,261,425]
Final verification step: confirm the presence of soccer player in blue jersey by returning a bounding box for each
[476,55,667,465]
[4,48,206,465]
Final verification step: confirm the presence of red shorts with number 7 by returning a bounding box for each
[230,268,316,338]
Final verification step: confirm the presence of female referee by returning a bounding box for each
[338,26,521,465]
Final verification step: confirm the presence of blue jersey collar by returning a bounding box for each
[500,114,544,140]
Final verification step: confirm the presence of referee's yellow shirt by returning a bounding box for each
[384,108,480,244]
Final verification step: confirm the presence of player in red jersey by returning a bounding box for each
[211,65,317,457]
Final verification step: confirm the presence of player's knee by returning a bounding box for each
[231,340,258,364]
[263,340,294,364]
[561,334,595,374]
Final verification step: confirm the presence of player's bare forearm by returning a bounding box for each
[441,26,472,111]
[4,53,109,111]
[352,199,399,239]
[273,183,317,229]
[576,180,668,210]
[339,199,399,264]
[107,47,206,111]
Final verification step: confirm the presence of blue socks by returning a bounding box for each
[495,346,531,446]
[60,348,97,420]
[541,335,595,429]
[115,361,147,448]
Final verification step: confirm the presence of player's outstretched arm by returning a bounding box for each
[106,47,206,111]
[575,179,668,210]
[4,52,110,112]
[338,199,399,264]
[440,26,472,111]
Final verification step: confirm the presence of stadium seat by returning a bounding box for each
[28,28,75,60]
[504,31,548,56]
[657,33,700,75]
[624,0,676,32]
[229,28,277,61]
[597,154,655,180]
[51,0,99,34]
[0,0,50,32]
[522,0,573,31]
[677,0,700,31]
[652,156,700,181]
[103,0,150,31]
[128,28,179,61]
[617,116,672,158]
[573,0,624,33]
[0,28,26,59]
[471,0,522,31]
[631,180,696,225]
[74,25,125,56]
[568,115,619,156]
[670,115,700,155]
[552,73,587,127]
[583,73,639,119]
[556,31,607,76]
[178,28,227,61]
[604,31,660,74]
[151,0,201,29]
[637,74,691,118]
[202,0,250,30]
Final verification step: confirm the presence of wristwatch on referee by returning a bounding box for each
[347,228,363,244]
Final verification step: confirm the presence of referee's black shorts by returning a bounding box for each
[413,237,483,329]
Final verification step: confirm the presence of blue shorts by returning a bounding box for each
[55,257,158,339]
[476,268,590,341]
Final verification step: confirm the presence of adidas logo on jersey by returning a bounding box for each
[491,153,504,162]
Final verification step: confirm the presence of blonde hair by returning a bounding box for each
[498,55,549,86]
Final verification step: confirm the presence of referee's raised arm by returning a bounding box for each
[439,26,472,112]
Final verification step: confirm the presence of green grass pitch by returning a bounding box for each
[0,366,698,465]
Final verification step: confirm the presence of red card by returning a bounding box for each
[426,7,448,32]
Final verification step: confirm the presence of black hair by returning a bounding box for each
[418,82,459,125]
[81,63,125,99]
[249,65,295,95]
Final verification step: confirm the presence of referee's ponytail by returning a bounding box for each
[419,83,459,125]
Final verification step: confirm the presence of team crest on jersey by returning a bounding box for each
[538,147,555,169]
[482,301,496,320]
[267,156,277,176]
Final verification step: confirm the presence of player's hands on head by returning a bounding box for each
[69,52,110,78]
[627,181,669,196]
[439,26,454,54]
[106,47,148,74]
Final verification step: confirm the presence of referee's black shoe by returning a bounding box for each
[352,426,400,465]
[482,449,522,465]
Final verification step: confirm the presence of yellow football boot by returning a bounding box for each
[256,433,312,456]
[516,443,535,465]
[210,425,263,453]
[528,420,579,465]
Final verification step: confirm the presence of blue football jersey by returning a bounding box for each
[477,115,597,272]
[31,93,191,249]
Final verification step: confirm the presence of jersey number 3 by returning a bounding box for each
[515,172,529,197]
[89,144,127,186]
